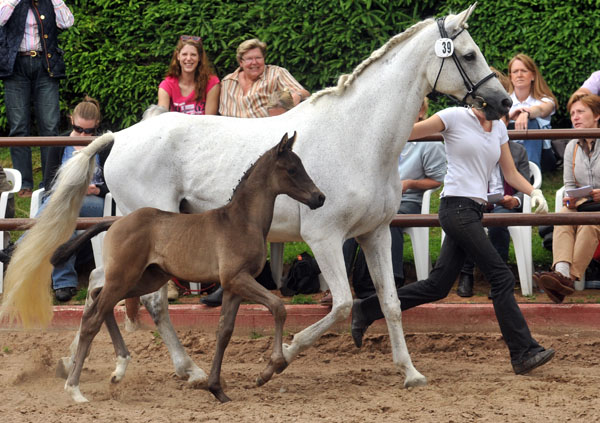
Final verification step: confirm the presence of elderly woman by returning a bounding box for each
[218,38,310,118]
[507,53,557,169]
[538,94,600,303]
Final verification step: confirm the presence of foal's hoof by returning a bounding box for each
[209,387,231,403]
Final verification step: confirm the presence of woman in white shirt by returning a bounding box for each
[508,53,557,169]
[351,105,556,376]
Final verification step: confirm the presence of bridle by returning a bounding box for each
[430,16,497,108]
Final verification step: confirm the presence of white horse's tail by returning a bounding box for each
[0,132,115,328]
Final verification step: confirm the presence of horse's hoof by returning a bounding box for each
[55,357,71,379]
[209,387,231,403]
[404,375,427,388]
[124,317,139,333]
[65,383,89,403]
[275,359,289,375]
[282,343,295,364]
[185,366,209,387]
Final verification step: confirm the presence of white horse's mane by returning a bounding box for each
[311,17,435,101]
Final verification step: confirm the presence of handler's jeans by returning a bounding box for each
[462,205,518,274]
[358,197,544,364]
[4,56,58,189]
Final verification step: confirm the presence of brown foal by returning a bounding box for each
[51,132,325,403]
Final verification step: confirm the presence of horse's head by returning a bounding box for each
[272,132,326,210]
[426,4,512,120]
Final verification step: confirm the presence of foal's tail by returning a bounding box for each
[51,221,113,267]
[0,132,115,328]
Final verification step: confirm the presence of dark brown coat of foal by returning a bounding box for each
[51,132,325,403]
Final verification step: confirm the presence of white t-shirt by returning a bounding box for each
[509,93,555,128]
[437,107,508,202]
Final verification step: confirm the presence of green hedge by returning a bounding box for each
[0,0,597,133]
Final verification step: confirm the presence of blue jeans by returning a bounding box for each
[357,197,543,363]
[35,195,105,290]
[513,119,542,170]
[4,56,58,189]
[462,205,518,274]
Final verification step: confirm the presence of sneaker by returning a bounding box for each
[512,348,555,375]
[200,286,223,307]
[54,287,78,302]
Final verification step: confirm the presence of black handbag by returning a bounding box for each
[577,200,600,212]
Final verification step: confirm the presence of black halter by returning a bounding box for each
[430,16,497,107]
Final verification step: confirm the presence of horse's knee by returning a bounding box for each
[331,300,352,320]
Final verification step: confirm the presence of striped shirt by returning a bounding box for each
[219,64,306,118]
[0,0,74,52]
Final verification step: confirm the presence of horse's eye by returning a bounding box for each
[463,52,476,62]
[287,168,297,176]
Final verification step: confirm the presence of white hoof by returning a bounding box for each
[55,357,72,379]
[404,373,427,388]
[124,317,139,333]
[65,383,89,403]
[110,355,131,383]
[186,366,209,387]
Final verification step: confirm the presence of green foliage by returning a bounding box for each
[290,294,317,304]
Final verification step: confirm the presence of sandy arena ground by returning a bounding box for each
[1,327,599,422]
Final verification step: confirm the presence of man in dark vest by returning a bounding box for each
[0,0,74,197]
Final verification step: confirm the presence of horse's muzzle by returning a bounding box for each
[308,192,326,210]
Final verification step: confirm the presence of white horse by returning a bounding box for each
[1,4,511,399]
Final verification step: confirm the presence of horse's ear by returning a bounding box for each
[277,131,296,155]
[447,3,476,33]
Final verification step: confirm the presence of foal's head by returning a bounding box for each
[269,132,325,210]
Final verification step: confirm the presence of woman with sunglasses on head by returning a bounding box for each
[158,35,220,115]
[350,103,556,376]
[42,96,108,302]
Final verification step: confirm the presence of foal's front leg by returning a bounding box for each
[208,290,243,403]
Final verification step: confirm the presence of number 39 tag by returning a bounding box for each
[435,38,454,58]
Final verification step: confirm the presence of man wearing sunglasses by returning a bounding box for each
[0,0,74,198]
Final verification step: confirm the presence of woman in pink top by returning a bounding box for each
[158,35,220,115]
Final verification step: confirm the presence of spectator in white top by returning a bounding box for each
[507,53,557,171]
[574,71,600,96]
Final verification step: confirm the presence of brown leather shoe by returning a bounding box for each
[18,188,32,198]
[538,271,574,303]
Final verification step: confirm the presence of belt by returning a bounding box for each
[18,51,43,57]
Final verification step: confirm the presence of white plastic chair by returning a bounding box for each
[404,188,438,280]
[507,161,542,296]
[0,168,22,294]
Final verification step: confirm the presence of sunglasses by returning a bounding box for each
[72,124,97,135]
[180,35,202,43]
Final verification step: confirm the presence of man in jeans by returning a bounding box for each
[0,0,74,197]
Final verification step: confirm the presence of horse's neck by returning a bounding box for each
[226,163,277,235]
[312,30,432,164]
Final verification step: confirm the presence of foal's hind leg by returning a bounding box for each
[208,291,243,403]
[65,290,112,403]
[141,284,208,386]
[56,267,105,379]
[104,310,131,384]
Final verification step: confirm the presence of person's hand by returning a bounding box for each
[531,189,548,214]
[499,195,519,210]
[401,179,415,193]
[591,189,600,203]
[87,184,100,195]
[513,108,530,130]
[563,196,577,209]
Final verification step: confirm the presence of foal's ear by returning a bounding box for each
[277,131,297,155]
